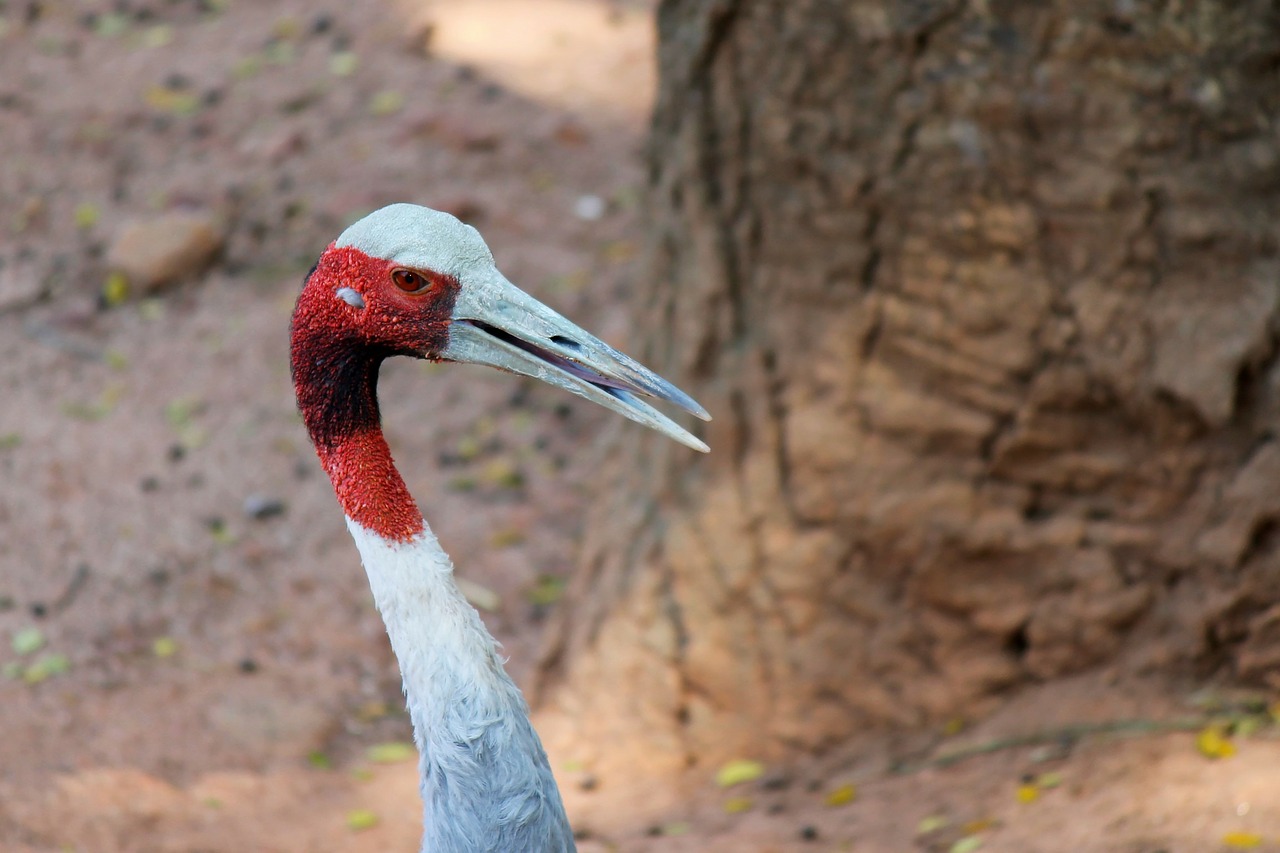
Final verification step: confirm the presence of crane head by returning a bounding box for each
[293,203,710,452]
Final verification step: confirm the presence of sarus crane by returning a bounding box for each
[290,204,709,852]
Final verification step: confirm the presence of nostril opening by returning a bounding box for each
[550,335,581,349]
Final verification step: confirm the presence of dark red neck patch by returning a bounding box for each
[291,245,458,542]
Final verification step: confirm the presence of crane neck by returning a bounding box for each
[292,333,425,542]
[345,514,576,851]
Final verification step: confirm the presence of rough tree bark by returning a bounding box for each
[536,0,1280,785]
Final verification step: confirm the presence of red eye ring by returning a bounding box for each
[392,269,430,293]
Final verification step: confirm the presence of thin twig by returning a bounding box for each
[893,717,1211,775]
[49,563,91,614]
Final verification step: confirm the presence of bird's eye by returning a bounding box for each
[392,269,429,293]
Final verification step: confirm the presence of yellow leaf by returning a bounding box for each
[369,91,404,116]
[152,636,178,658]
[1035,771,1063,789]
[329,51,358,77]
[355,700,389,722]
[917,815,949,835]
[102,272,130,307]
[271,16,301,40]
[366,742,416,764]
[346,809,379,830]
[74,202,100,229]
[1196,726,1237,759]
[723,797,752,814]
[23,653,70,684]
[715,759,765,788]
[1015,784,1039,804]
[488,527,525,548]
[145,85,200,115]
[824,783,856,807]
[1223,831,1263,849]
[942,717,967,736]
[951,837,983,853]
[143,24,172,48]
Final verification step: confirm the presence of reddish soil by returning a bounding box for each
[0,1,1277,851]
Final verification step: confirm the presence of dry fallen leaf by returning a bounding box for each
[1222,831,1263,849]
[457,578,501,612]
[346,809,379,831]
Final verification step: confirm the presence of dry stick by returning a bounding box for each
[49,563,90,614]
[893,717,1213,775]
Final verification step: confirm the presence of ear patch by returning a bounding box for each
[336,287,366,309]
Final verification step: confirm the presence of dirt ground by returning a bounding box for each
[0,1,1278,851]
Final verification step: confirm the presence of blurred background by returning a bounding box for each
[1,1,1279,851]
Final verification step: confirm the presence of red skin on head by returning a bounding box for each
[291,245,460,542]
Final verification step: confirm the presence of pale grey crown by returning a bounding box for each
[335,203,495,276]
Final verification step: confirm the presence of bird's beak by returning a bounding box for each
[441,271,711,452]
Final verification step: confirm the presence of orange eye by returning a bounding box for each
[392,269,430,293]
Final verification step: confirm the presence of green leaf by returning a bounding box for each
[366,741,416,764]
[369,90,404,117]
[329,51,358,77]
[74,202,100,229]
[94,12,129,37]
[102,272,130,307]
[526,575,566,606]
[715,759,765,788]
[23,652,70,683]
[12,627,44,656]
[152,636,178,658]
[346,809,379,830]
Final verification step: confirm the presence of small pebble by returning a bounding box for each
[800,825,819,841]
[243,494,286,520]
[573,194,606,221]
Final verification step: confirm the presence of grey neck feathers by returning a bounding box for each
[344,519,576,853]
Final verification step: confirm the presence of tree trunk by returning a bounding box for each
[536,0,1280,786]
